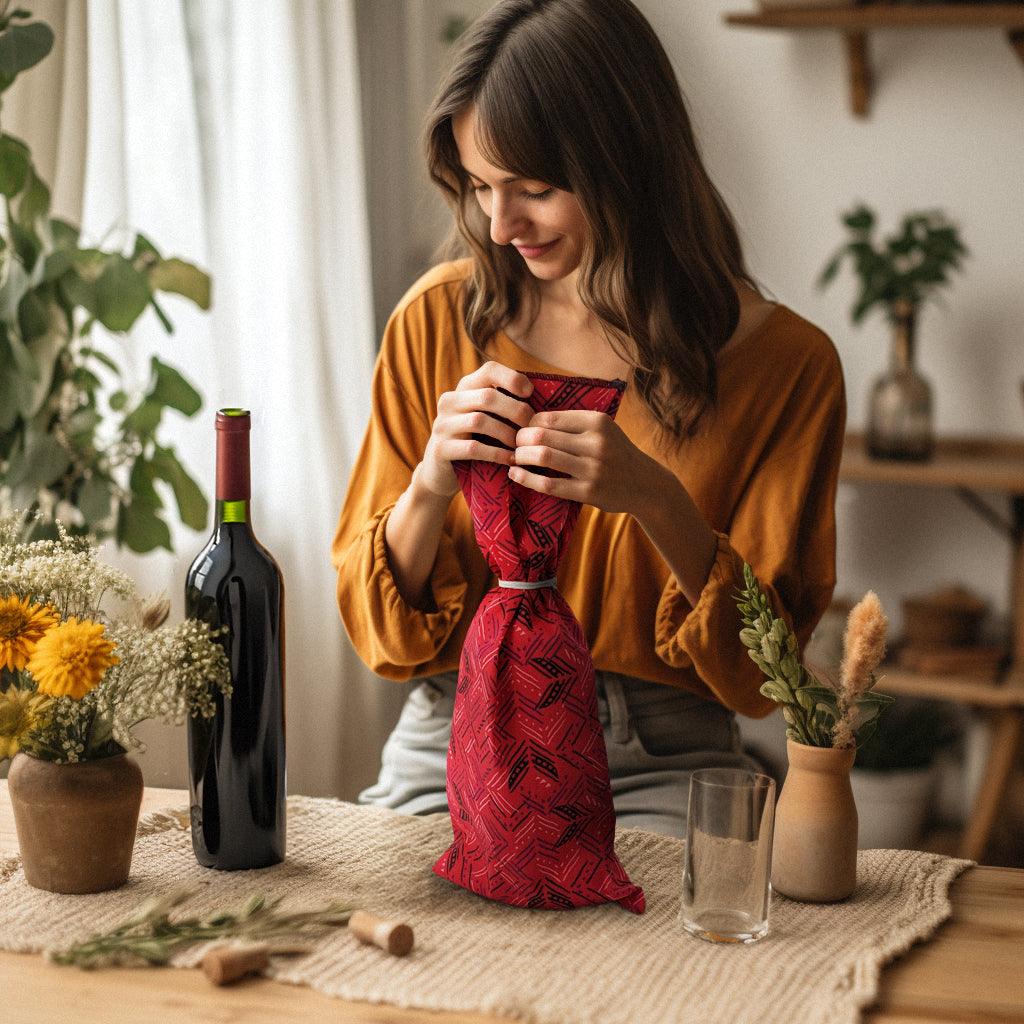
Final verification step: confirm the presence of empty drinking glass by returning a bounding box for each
[679,768,776,944]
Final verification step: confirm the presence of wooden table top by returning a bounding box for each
[1,783,1022,1024]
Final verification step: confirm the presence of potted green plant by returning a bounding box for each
[736,565,893,901]
[817,203,969,461]
[850,697,959,850]
[0,5,212,552]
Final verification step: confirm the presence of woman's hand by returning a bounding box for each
[512,409,719,602]
[510,410,669,516]
[417,361,535,498]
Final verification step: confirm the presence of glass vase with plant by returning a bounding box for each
[735,564,893,901]
[817,203,968,461]
[0,510,232,892]
[0,5,213,552]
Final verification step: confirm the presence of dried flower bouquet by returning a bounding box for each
[0,510,231,764]
[736,564,893,748]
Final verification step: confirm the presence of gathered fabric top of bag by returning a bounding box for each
[331,258,846,718]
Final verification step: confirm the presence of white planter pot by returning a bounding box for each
[850,766,936,849]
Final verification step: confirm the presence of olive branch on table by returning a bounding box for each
[48,888,354,969]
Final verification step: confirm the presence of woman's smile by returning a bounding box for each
[515,239,560,259]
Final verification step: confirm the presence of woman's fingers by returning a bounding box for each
[456,361,533,400]
[448,388,533,428]
[512,445,590,479]
[437,437,514,466]
[446,411,518,449]
[509,465,590,502]
[513,426,594,458]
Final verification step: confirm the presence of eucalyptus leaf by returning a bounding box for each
[96,254,151,332]
[0,338,22,430]
[118,500,172,554]
[4,430,69,491]
[129,457,163,510]
[0,21,54,75]
[122,399,162,438]
[76,473,114,526]
[17,320,65,418]
[15,168,49,232]
[150,445,208,530]
[0,249,30,319]
[149,257,211,310]
[5,326,38,380]
[49,217,79,249]
[0,132,29,195]
[149,356,202,416]
[58,269,99,316]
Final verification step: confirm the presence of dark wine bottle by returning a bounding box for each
[186,408,286,870]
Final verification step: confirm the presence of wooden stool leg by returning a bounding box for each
[959,709,1023,862]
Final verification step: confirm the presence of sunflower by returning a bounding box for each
[27,617,119,700]
[0,688,52,759]
[0,595,59,672]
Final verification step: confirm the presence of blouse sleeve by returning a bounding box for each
[654,347,847,719]
[330,299,469,680]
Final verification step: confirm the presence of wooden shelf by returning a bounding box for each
[724,4,1024,116]
[839,430,1024,861]
[876,666,1024,707]
[841,433,1024,494]
[726,4,1024,30]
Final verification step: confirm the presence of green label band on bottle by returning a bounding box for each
[221,500,248,524]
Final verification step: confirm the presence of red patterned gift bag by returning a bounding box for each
[432,371,645,913]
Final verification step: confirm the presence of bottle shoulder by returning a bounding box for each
[185,525,283,591]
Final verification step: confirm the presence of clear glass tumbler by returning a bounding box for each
[679,768,776,944]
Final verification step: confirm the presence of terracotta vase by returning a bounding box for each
[7,751,144,894]
[771,739,858,902]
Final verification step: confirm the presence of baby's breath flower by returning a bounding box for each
[0,509,232,764]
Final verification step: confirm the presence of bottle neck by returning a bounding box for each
[217,499,250,525]
[215,410,251,523]
[890,301,916,372]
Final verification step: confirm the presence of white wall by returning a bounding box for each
[644,2,1023,631]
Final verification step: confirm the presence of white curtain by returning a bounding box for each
[7,1,395,799]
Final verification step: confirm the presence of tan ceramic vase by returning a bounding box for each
[771,739,858,902]
[7,751,144,894]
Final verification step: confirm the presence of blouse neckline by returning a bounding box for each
[491,302,787,381]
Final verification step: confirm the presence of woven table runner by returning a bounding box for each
[0,795,972,1024]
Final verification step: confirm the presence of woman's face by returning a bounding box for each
[453,106,588,284]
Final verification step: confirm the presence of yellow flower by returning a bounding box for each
[0,688,52,759]
[27,617,119,700]
[0,595,58,671]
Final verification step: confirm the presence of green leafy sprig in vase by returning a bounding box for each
[817,203,968,461]
[737,562,893,749]
[736,563,893,902]
[0,5,212,552]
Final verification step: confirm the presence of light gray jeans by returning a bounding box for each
[357,669,759,838]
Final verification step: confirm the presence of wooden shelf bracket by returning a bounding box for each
[844,30,872,117]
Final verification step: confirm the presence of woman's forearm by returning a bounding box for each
[383,463,456,612]
[631,462,718,608]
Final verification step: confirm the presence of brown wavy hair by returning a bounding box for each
[424,0,765,447]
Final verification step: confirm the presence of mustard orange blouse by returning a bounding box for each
[331,259,846,719]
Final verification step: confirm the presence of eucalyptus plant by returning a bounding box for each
[817,203,969,326]
[0,4,211,553]
[736,564,893,749]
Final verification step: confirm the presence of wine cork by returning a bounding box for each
[201,942,270,985]
[348,910,414,956]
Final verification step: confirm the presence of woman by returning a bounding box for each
[331,0,845,837]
